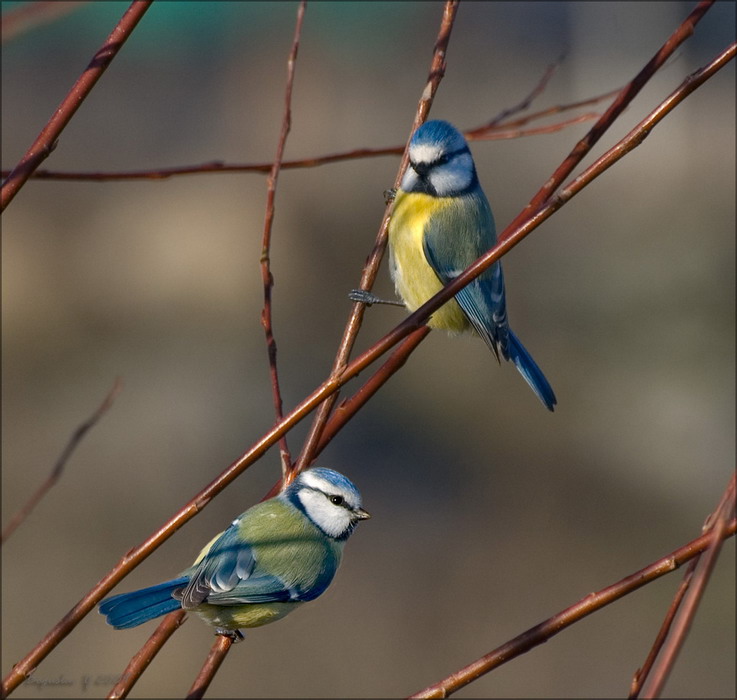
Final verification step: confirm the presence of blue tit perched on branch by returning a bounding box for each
[387,119,556,411]
[99,468,370,638]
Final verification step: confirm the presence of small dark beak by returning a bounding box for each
[354,507,371,520]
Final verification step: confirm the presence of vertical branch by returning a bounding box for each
[2,377,122,544]
[0,0,153,211]
[185,635,234,700]
[259,0,306,482]
[290,0,460,481]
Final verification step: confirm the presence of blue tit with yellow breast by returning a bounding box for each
[387,119,556,410]
[99,468,370,638]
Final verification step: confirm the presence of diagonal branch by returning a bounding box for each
[409,516,737,699]
[0,0,153,212]
[502,0,716,241]
[2,377,122,544]
[185,634,234,699]
[106,611,187,700]
[638,473,736,698]
[1,0,87,43]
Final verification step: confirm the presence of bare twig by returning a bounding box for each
[290,0,461,482]
[628,558,699,698]
[106,611,187,700]
[1,0,87,43]
[630,473,736,698]
[3,14,730,699]
[185,635,234,699]
[502,0,716,241]
[1,377,122,544]
[1,96,610,183]
[639,473,736,698]
[466,87,620,136]
[314,327,431,457]
[260,0,306,481]
[0,0,153,212]
[483,53,566,129]
[409,517,737,699]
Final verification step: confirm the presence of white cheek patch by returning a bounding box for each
[298,489,352,539]
[429,154,474,196]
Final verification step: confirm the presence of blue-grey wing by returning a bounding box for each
[422,191,509,359]
[177,522,335,608]
[177,524,296,609]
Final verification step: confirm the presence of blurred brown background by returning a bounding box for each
[2,1,735,697]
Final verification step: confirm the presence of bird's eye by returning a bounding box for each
[329,495,344,506]
[436,154,449,165]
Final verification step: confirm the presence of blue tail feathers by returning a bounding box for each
[99,576,188,629]
[505,330,556,411]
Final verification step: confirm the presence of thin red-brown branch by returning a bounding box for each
[475,113,601,141]
[409,517,737,699]
[0,0,153,212]
[314,327,431,457]
[106,611,187,700]
[1,0,86,43]
[290,0,461,482]
[467,87,621,135]
[482,53,565,128]
[260,0,305,481]
[1,377,122,544]
[639,473,736,698]
[628,558,698,698]
[2,93,611,183]
[502,0,716,241]
[185,634,234,699]
[630,472,736,697]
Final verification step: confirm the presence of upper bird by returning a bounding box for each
[387,119,556,410]
[99,467,370,637]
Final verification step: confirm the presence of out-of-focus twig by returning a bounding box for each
[482,52,566,129]
[106,611,187,700]
[502,0,716,241]
[2,90,613,183]
[638,473,736,698]
[290,0,461,482]
[0,0,153,212]
[3,14,730,700]
[409,516,737,699]
[467,87,621,135]
[1,0,86,43]
[185,635,234,700]
[1,377,122,544]
[260,0,306,482]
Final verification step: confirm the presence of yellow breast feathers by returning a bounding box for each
[388,191,469,333]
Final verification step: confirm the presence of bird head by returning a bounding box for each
[401,120,478,197]
[284,467,370,540]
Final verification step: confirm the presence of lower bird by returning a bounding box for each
[99,467,370,638]
[363,119,556,410]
